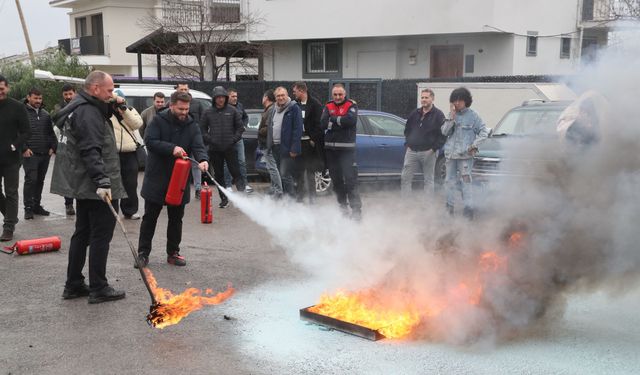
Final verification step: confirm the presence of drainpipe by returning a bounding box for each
[245,0,251,44]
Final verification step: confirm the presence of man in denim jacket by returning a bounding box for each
[441,87,489,219]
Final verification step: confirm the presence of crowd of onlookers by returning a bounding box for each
[0,70,488,303]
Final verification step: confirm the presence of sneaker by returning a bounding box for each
[219,198,229,208]
[62,283,90,299]
[195,189,201,200]
[0,229,13,242]
[167,253,186,266]
[33,206,50,216]
[124,213,140,220]
[88,286,126,304]
[24,209,34,220]
[133,255,149,269]
[65,204,75,216]
[245,185,254,194]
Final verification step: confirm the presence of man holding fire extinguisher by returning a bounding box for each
[136,91,208,268]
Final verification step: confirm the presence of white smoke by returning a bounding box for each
[221,30,640,345]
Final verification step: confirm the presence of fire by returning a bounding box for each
[143,268,235,329]
[308,247,515,340]
[308,290,421,339]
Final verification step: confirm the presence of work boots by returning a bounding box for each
[88,286,126,304]
[24,208,34,220]
[62,283,91,299]
[65,204,76,216]
[0,229,13,242]
[33,206,50,216]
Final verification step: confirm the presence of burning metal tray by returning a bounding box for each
[300,306,385,341]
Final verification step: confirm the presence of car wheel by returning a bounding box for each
[315,169,331,195]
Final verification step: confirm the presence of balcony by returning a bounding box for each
[58,35,109,56]
[161,0,241,27]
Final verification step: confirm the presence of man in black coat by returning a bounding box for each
[200,86,245,208]
[51,71,127,303]
[292,81,324,203]
[137,91,208,268]
[0,75,30,242]
[22,87,57,219]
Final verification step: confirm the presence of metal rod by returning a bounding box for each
[105,198,158,305]
[187,157,226,191]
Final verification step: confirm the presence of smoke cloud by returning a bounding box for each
[222,30,640,345]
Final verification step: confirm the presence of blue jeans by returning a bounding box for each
[262,146,282,194]
[445,158,474,209]
[224,140,247,187]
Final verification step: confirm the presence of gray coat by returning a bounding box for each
[50,91,126,200]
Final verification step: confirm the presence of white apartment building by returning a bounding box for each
[50,0,617,81]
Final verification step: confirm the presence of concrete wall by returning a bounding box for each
[250,0,580,42]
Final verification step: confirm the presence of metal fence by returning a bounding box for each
[120,75,568,118]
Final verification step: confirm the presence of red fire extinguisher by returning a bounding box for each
[165,154,191,206]
[201,182,213,223]
[1,236,61,255]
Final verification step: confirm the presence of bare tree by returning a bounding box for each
[609,0,640,19]
[138,0,264,81]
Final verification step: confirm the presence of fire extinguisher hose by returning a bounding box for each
[187,157,225,191]
[0,246,15,255]
[105,198,158,305]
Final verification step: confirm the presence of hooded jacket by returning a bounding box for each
[50,90,126,200]
[23,100,57,154]
[141,109,208,205]
[201,86,244,152]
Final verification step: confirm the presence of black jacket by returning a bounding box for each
[320,99,358,149]
[141,109,208,205]
[404,106,446,151]
[301,95,324,144]
[0,97,30,165]
[201,102,244,152]
[50,91,126,200]
[258,103,274,146]
[231,101,249,128]
[23,101,57,154]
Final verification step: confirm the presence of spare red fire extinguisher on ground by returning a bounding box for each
[1,236,62,255]
[201,182,213,223]
[165,154,191,206]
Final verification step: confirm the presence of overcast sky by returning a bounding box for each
[0,0,69,58]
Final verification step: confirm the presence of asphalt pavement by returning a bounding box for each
[1,164,639,375]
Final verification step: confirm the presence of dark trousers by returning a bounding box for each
[22,153,50,210]
[66,199,116,292]
[64,197,73,206]
[326,148,362,212]
[137,200,185,258]
[209,149,244,200]
[118,152,139,216]
[0,162,20,232]
[295,140,321,202]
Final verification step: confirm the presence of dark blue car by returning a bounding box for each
[244,109,445,193]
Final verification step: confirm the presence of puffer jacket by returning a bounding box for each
[201,88,244,152]
[111,107,143,153]
[441,107,489,159]
[50,91,126,200]
[23,101,57,154]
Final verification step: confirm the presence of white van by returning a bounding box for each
[114,83,212,114]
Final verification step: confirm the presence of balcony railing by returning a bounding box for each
[58,35,108,56]
[162,0,241,26]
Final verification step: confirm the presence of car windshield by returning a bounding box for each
[247,113,261,130]
[365,114,405,137]
[493,108,564,136]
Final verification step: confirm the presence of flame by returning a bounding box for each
[308,246,516,339]
[308,290,421,339]
[143,268,235,329]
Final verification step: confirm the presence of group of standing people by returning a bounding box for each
[400,87,488,219]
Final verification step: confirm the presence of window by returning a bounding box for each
[75,17,87,37]
[365,115,405,137]
[464,54,475,73]
[560,37,571,59]
[91,14,103,36]
[306,41,340,74]
[526,32,538,56]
